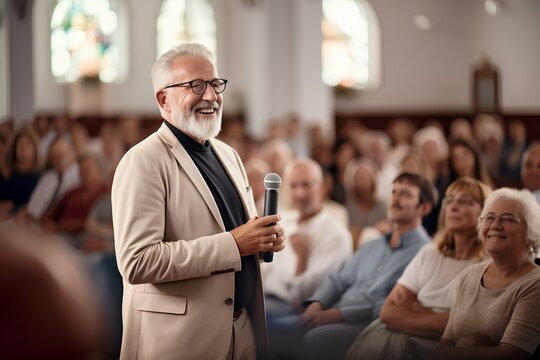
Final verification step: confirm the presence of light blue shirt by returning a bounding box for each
[307,226,431,324]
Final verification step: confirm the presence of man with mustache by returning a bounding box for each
[269,172,436,360]
[112,43,285,360]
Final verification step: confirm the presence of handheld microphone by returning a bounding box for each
[262,172,281,263]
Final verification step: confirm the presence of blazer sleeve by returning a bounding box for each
[112,147,242,285]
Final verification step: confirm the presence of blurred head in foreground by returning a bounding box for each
[0,224,105,359]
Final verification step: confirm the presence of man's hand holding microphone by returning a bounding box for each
[231,173,285,259]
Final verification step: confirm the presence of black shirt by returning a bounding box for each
[165,121,256,312]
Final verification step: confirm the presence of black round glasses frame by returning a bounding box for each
[163,78,228,94]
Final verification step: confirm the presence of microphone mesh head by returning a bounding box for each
[264,173,282,190]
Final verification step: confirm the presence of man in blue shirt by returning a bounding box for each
[269,172,437,360]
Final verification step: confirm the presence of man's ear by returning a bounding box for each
[420,202,433,217]
[156,90,171,113]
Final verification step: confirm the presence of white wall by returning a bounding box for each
[469,0,540,112]
[29,0,540,132]
[336,0,540,113]
[100,1,159,115]
[33,0,66,114]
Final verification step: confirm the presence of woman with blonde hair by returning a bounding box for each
[346,177,492,360]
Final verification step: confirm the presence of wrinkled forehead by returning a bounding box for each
[485,197,522,215]
[170,56,218,81]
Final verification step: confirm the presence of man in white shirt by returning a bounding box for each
[263,159,352,318]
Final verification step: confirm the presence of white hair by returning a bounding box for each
[412,126,449,160]
[480,187,540,258]
[151,43,216,93]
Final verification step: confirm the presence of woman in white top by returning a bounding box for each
[346,177,492,360]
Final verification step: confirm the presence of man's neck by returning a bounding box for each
[298,206,323,223]
[453,232,477,260]
[389,220,420,249]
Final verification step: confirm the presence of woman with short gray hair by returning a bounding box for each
[436,187,540,359]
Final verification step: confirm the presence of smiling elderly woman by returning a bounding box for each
[436,188,540,359]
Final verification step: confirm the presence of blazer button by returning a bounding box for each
[224,298,233,305]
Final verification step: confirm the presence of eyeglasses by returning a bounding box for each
[445,196,476,206]
[480,213,522,226]
[163,78,228,95]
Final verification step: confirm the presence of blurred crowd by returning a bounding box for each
[1,111,539,358]
[1,112,537,245]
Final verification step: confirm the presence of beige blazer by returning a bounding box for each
[112,123,267,360]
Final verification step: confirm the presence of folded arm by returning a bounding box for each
[380,284,448,340]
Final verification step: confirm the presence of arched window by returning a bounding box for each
[50,0,120,83]
[321,0,380,89]
[156,0,217,59]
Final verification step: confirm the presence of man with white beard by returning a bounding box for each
[112,43,285,360]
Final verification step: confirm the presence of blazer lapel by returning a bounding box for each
[157,124,226,231]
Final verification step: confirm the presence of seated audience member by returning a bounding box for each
[520,143,540,204]
[344,158,388,246]
[0,223,105,359]
[346,177,491,360]
[399,150,433,182]
[24,137,80,221]
[268,173,436,360]
[42,152,109,245]
[118,116,143,151]
[71,122,101,156]
[84,193,113,252]
[38,113,71,157]
[412,126,448,235]
[0,124,43,218]
[385,118,416,168]
[447,139,494,191]
[500,119,528,186]
[360,130,399,205]
[321,167,349,227]
[96,122,125,179]
[448,117,475,143]
[259,139,294,178]
[263,159,352,317]
[328,139,360,205]
[436,188,540,359]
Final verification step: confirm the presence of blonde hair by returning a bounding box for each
[435,177,492,259]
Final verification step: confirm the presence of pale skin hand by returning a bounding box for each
[298,301,344,328]
[230,214,285,256]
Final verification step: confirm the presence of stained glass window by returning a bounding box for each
[157,0,216,59]
[51,0,119,83]
[322,0,379,89]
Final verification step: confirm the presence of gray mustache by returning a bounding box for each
[194,101,219,110]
